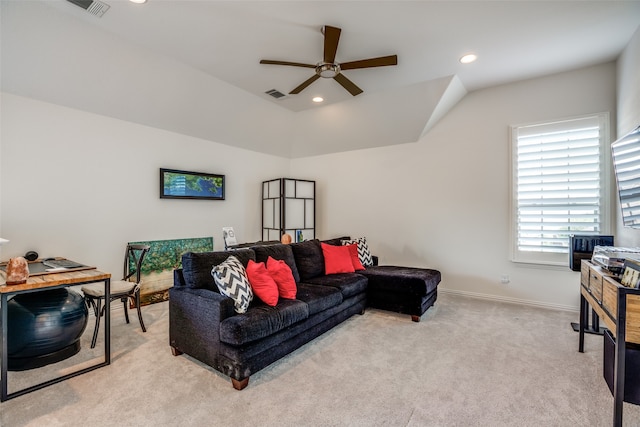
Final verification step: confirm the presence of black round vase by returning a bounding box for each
[7,288,88,371]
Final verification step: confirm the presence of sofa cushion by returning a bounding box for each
[321,236,351,246]
[212,255,253,314]
[253,244,301,283]
[301,273,368,299]
[341,237,373,267]
[246,260,279,306]
[296,283,343,315]
[182,249,255,291]
[359,266,441,295]
[219,299,309,346]
[267,256,297,299]
[321,243,355,275]
[290,239,324,281]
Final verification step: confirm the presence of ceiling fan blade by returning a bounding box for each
[290,74,321,94]
[334,73,363,96]
[323,25,341,64]
[340,55,398,71]
[260,59,316,69]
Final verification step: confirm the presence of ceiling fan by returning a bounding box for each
[260,25,398,96]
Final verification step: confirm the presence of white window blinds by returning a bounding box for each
[511,114,608,265]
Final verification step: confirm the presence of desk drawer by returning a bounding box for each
[627,295,640,344]
[581,261,590,287]
[603,277,618,318]
[602,277,640,345]
[590,269,604,303]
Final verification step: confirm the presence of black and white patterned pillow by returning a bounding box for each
[341,237,373,267]
[211,255,253,314]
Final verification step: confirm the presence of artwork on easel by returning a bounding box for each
[128,237,213,305]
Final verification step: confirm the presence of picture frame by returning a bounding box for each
[621,259,640,288]
[160,168,225,200]
[222,227,237,249]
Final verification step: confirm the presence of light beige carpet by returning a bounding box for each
[2,293,640,426]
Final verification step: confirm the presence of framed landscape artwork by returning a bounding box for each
[160,168,225,200]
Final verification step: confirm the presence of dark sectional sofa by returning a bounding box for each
[169,238,440,390]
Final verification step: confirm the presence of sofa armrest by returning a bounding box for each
[169,286,235,366]
[174,268,187,288]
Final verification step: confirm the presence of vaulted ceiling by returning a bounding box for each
[2,1,639,157]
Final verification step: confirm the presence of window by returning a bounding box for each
[510,114,610,266]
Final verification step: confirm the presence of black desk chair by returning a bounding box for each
[81,244,151,348]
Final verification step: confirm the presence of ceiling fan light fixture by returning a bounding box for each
[460,53,477,64]
[259,25,397,97]
[129,0,147,3]
[317,63,340,78]
[312,97,324,103]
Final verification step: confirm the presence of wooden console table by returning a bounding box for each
[579,260,640,427]
[0,267,111,401]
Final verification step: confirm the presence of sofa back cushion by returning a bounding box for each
[321,236,351,246]
[290,239,325,281]
[182,249,255,291]
[253,244,301,283]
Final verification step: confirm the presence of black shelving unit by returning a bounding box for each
[262,178,315,242]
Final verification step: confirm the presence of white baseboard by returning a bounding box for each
[439,287,579,313]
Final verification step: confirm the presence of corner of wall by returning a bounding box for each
[419,75,467,139]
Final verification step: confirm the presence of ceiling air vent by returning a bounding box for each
[66,0,110,17]
[265,89,287,100]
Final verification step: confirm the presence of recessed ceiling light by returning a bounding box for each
[460,54,477,64]
[129,0,147,3]
[312,97,324,103]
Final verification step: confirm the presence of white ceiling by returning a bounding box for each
[46,0,640,112]
[2,1,640,157]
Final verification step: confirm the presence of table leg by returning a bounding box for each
[1,293,8,401]
[613,290,627,427]
[592,308,600,332]
[105,278,110,365]
[579,293,586,353]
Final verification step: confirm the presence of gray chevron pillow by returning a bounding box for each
[212,255,253,313]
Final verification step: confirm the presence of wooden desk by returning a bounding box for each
[0,268,111,401]
[579,260,640,427]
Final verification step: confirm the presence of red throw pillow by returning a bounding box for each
[321,242,356,275]
[346,243,365,270]
[266,256,297,299]
[246,260,279,306]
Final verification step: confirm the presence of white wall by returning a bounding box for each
[0,93,289,275]
[615,26,640,247]
[291,62,617,310]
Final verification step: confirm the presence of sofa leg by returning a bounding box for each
[231,377,249,390]
[411,315,421,323]
[170,346,183,356]
[359,308,366,315]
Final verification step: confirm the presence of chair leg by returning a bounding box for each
[135,292,146,333]
[122,297,130,324]
[90,298,103,349]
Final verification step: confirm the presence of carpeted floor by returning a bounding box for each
[2,293,640,426]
